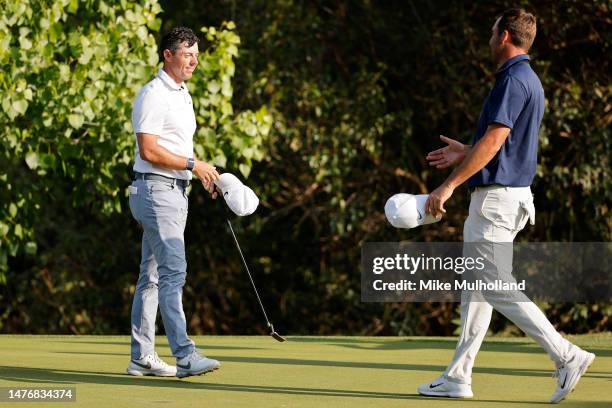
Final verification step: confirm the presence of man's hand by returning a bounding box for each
[423,125,510,218]
[425,183,455,218]
[202,179,219,199]
[193,160,220,186]
[426,135,469,169]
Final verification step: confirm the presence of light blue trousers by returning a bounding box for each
[128,178,195,360]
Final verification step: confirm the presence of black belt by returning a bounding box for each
[134,172,190,188]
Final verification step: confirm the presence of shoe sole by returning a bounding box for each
[418,388,473,398]
[176,366,220,379]
[551,352,596,403]
[126,368,177,377]
[418,391,473,398]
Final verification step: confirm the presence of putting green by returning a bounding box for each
[0,334,610,407]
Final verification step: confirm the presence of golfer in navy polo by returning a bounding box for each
[418,9,595,403]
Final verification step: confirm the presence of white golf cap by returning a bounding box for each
[215,173,259,216]
[384,193,441,229]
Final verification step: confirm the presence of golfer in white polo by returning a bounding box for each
[419,9,594,403]
[126,27,221,379]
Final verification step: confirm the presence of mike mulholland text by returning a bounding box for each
[372,279,526,291]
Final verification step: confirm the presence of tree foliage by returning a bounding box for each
[0,1,269,284]
[160,0,610,336]
[0,0,609,335]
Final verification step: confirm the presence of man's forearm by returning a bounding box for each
[137,132,191,171]
[138,134,216,182]
[444,125,509,189]
[140,144,190,171]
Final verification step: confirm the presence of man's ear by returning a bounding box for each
[162,48,173,62]
[501,30,511,45]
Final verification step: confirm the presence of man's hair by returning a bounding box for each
[159,27,199,62]
[497,8,537,51]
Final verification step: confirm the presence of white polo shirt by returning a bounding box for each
[131,68,196,180]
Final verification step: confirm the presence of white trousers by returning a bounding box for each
[444,185,576,384]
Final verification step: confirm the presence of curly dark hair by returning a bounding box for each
[159,27,200,62]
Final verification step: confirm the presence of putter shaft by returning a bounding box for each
[226,218,282,338]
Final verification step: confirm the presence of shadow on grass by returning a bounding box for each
[287,337,612,357]
[214,356,612,380]
[2,366,606,406]
[45,337,612,357]
[46,340,260,351]
[48,352,611,380]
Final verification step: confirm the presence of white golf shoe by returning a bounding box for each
[550,349,595,403]
[127,352,177,377]
[417,375,473,398]
[176,350,220,378]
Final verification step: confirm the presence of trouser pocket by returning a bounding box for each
[128,183,140,223]
[478,188,531,232]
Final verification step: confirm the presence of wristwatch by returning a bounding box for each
[186,157,195,171]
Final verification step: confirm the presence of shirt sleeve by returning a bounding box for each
[487,75,527,129]
[132,89,166,135]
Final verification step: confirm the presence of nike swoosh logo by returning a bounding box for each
[131,360,152,369]
[416,208,423,221]
[561,373,567,389]
[176,362,191,370]
[429,383,443,389]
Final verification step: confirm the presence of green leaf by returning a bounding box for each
[68,0,79,13]
[212,153,227,167]
[9,203,17,217]
[8,243,18,257]
[238,163,251,178]
[227,44,238,57]
[78,47,94,64]
[147,18,161,31]
[83,87,97,101]
[40,154,57,169]
[24,242,37,255]
[25,152,39,169]
[242,147,253,159]
[68,114,84,129]
[207,81,220,94]
[221,82,232,97]
[244,122,257,137]
[12,99,28,115]
[194,144,205,158]
[14,224,23,239]
[19,36,32,50]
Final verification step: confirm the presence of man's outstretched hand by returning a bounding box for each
[426,135,468,169]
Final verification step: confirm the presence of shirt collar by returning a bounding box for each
[496,54,530,75]
[157,68,185,91]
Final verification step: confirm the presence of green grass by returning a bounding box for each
[0,334,610,407]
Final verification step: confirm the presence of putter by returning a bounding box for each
[216,187,286,342]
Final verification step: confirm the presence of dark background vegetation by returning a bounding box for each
[2,0,610,336]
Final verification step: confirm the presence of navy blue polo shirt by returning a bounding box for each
[468,54,545,187]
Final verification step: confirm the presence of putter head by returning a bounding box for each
[269,324,286,342]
